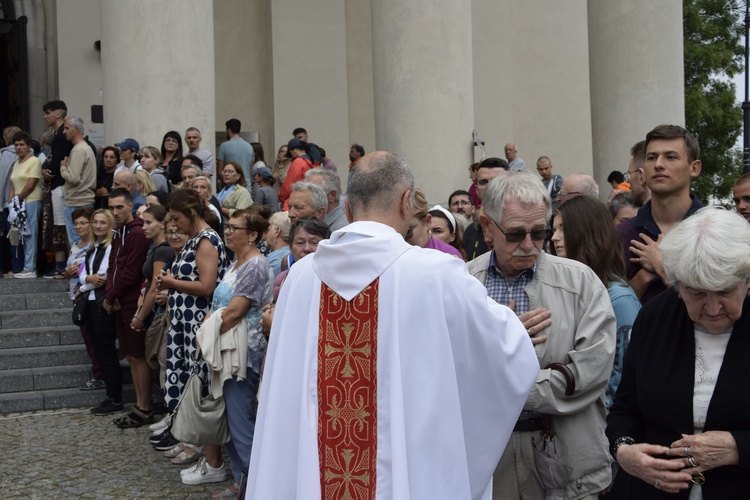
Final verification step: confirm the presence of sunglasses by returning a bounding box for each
[487,216,550,243]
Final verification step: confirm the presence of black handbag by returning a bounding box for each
[72,294,88,326]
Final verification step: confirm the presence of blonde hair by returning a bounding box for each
[90,209,115,248]
[411,188,429,219]
[135,169,156,196]
[192,175,212,194]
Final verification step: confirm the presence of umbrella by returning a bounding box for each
[531,429,573,500]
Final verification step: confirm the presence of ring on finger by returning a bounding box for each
[654,478,663,489]
[683,446,691,457]
[687,456,698,468]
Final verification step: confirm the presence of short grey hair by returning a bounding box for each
[661,206,750,291]
[269,211,291,243]
[41,128,55,146]
[347,152,414,218]
[566,173,599,199]
[185,126,201,136]
[291,181,328,213]
[68,116,85,133]
[305,167,341,203]
[607,192,635,220]
[482,170,552,224]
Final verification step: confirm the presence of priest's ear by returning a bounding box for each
[399,189,412,221]
[344,197,353,223]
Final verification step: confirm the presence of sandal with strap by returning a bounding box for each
[211,483,239,500]
[171,445,203,465]
[114,407,154,429]
[163,443,186,459]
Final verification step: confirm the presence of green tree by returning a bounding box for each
[684,0,744,203]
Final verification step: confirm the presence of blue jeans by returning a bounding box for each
[224,370,260,484]
[64,204,93,246]
[11,200,41,273]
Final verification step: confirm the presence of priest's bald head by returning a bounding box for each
[345,151,415,235]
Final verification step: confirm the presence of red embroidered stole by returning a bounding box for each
[318,279,379,500]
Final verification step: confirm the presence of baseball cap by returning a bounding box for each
[115,138,140,153]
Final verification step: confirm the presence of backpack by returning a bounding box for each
[153,169,174,193]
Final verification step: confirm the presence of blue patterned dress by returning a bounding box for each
[165,228,228,409]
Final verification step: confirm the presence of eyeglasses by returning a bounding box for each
[487,216,550,243]
[225,224,249,235]
[450,200,471,207]
[477,179,491,187]
[164,138,179,144]
[167,231,185,238]
[558,191,579,199]
[405,216,426,240]
[73,221,91,227]
[624,169,639,182]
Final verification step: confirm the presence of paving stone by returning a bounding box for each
[0,408,234,498]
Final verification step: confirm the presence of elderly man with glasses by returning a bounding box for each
[468,170,616,500]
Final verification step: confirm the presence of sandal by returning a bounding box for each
[113,407,154,429]
[163,443,186,459]
[211,483,239,499]
[171,445,203,465]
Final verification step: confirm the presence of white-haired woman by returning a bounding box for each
[265,211,291,277]
[607,207,750,499]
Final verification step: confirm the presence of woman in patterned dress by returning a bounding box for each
[156,189,228,412]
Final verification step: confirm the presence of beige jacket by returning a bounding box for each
[468,251,616,498]
[197,307,247,398]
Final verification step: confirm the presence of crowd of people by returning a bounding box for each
[1,102,748,499]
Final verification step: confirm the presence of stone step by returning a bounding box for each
[0,344,91,370]
[0,308,73,329]
[0,364,134,394]
[0,292,72,312]
[0,325,82,349]
[0,385,138,414]
[0,364,93,393]
[0,276,69,295]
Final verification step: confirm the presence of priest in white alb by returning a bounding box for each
[245,151,539,500]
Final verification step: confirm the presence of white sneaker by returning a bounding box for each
[180,459,203,477]
[149,414,172,433]
[181,457,226,485]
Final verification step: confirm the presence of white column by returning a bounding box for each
[100,0,215,154]
[269,0,350,172]
[371,0,474,203]
[588,0,685,197]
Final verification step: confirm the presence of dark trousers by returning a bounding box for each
[0,208,11,273]
[86,298,122,403]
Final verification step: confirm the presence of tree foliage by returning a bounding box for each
[684,0,744,202]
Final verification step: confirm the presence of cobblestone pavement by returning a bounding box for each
[0,406,236,499]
